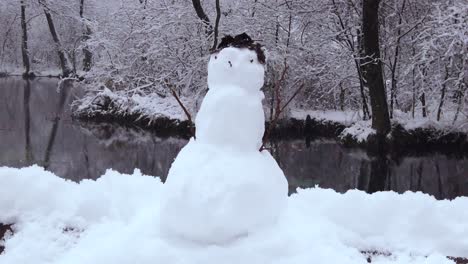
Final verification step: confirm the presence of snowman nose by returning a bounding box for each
[228,61,232,67]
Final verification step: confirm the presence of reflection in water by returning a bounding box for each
[0,78,467,200]
[23,80,33,165]
[272,140,468,199]
[0,78,186,182]
[43,80,70,170]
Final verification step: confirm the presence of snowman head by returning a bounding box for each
[208,33,266,93]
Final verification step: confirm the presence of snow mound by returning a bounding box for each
[291,110,361,125]
[340,120,376,142]
[73,88,190,123]
[1,166,467,264]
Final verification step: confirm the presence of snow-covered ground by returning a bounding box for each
[293,109,468,142]
[291,109,362,126]
[1,166,467,264]
[72,95,468,142]
[0,67,63,77]
[392,110,468,134]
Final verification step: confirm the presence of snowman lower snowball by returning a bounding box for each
[160,33,288,244]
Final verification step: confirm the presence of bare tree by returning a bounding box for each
[80,0,92,71]
[39,0,73,77]
[330,0,370,120]
[388,0,406,119]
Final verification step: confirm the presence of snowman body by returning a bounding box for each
[160,47,288,244]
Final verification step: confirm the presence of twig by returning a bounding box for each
[169,87,196,138]
[275,61,288,117]
[259,82,305,151]
[262,62,288,150]
[279,83,304,113]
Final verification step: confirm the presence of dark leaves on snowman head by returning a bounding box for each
[211,32,266,65]
[217,33,252,50]
[216,35,236,50]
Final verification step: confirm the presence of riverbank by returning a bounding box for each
[0,70,61,78]
[72,88,194,138]
[72,90,468,156]
[0,69,86,79]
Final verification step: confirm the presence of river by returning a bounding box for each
[1,77,467,199]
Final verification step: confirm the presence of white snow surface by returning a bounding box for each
[340,120,376,142]
[161,47,289,243]
[1,166,467,264]
[291,109,361,125]
[292,109,468,135]
[74,88,190,122]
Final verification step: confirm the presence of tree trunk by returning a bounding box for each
[331,0,370,120]
[358,65,371,119]
[389,0,406,119]
[20,0,31,76]
[80,0,92,71]
[211,0,221,50]
[339,82,345,111]
[420,92,427,118]
[191,0,212,36]
[437,63,449,121]
[452,82,466,124]
[453,48,468,124]
[410,34,417,118]
[412,75,416,118]
[436,86,445,121]
[40,0,73,77]
[356,29,371,120]
[361,0,391,135]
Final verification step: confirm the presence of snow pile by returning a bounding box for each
[340,120,376,142]
[73,88,190,123]
[291,110,361,125]
[160,46,288,243]
[1,166,467,264]
[292,109,468,140]
[392,110,468,134]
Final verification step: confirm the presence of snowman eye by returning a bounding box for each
[215,56,217,59]
[250,59,254,63]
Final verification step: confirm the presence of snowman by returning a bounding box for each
[160,33,288,244]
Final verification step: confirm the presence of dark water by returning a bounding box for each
[1,78,467,199]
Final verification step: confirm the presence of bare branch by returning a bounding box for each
[260,81,305,152]
[168,85,196,138]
